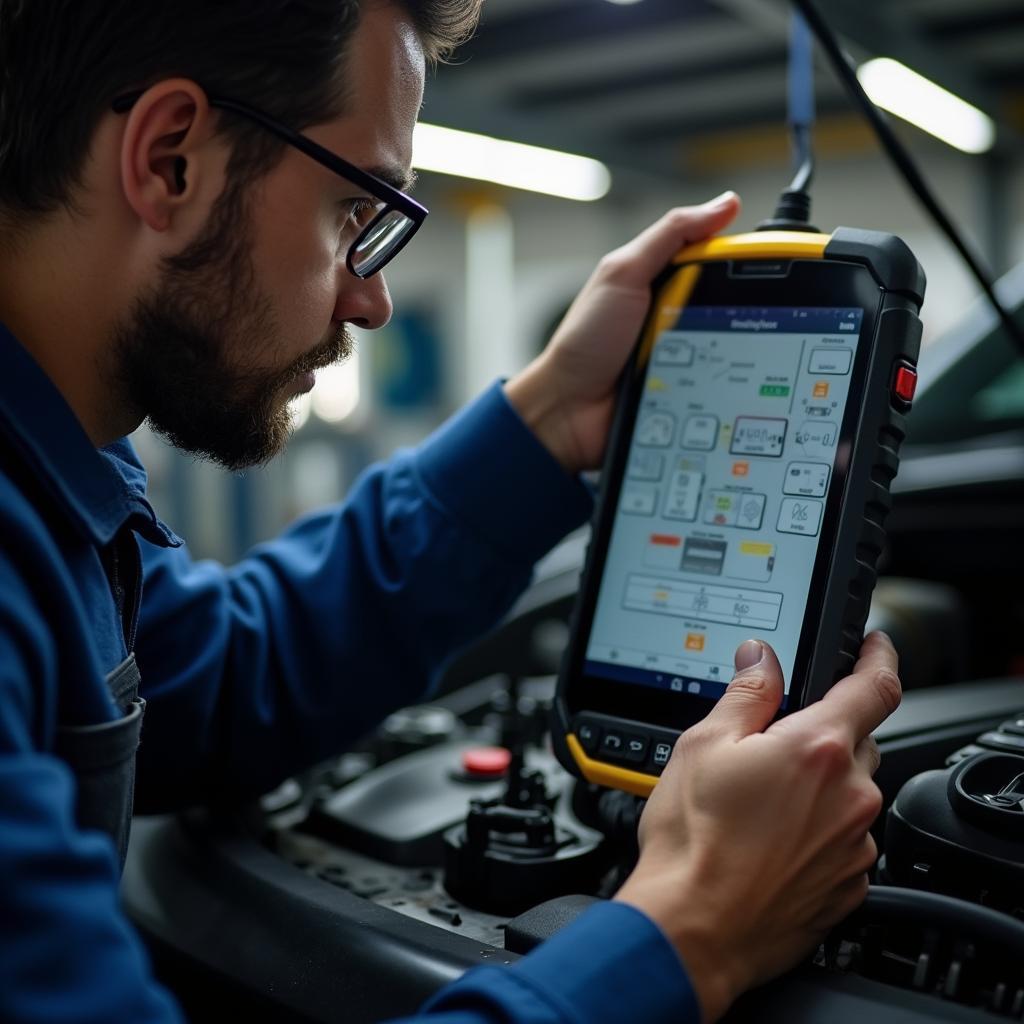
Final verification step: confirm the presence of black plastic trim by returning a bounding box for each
[825,227,927,305]
[123,812,512,1023]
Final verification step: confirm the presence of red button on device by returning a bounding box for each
[894,365,917,404]
[462,747,511,778]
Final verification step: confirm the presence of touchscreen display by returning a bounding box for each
[583,305,865,704]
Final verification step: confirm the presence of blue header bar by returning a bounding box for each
[674,306,863,335]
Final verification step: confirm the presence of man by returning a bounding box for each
[0,1,899,1022]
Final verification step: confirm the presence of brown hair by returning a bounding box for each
[0,0,480,221]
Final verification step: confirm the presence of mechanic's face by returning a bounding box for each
[116,3,425,470]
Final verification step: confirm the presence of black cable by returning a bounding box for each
[791,0,1024,356]
[849,886,1024,954]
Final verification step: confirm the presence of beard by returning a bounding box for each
[113,180,353,471]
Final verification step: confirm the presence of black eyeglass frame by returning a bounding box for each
[111,90,428,279]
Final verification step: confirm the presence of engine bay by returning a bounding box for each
[123,635,1024,1023]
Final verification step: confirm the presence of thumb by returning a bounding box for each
[701,640,784,740]
[613,192,741,285]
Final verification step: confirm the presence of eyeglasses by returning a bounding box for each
[111,91,428,279]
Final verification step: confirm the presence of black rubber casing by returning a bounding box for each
[553,228,925,790]
[805,229,923,695]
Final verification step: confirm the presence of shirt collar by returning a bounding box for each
[0,323,181,549]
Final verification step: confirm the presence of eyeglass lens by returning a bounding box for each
[350,209,417,277]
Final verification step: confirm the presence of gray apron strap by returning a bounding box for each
[54,653,145,870]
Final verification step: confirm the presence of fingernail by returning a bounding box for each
[706,190,736,208]
[734,639,764,673]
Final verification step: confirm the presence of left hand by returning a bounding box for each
[504,192,741,474]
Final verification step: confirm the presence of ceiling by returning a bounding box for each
[425,0,1024,185]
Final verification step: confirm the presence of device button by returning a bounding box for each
[892,363,918,404]
[600,731,627,759]
[462,747,511,779]
[599,730,649,766]
[651,741,673,771]
[621,734,649,764]
[576,720,601,753]
[809,348,853,375]
[978,732,1024,754]
[999,717,1024,737]
[777,497,823,537]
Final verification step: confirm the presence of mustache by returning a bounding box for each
[286,321,354,379]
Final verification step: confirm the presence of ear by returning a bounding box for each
[118,79,219,233]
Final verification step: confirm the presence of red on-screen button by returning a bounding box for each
[462,747,511,777]
[893,364,917,403]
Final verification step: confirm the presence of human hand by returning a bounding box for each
[503,193,740,475]
[614,632,900,1023]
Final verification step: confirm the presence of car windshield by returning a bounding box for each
[908,261,1024,448]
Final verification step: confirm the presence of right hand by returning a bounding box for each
[614,632,901,1022]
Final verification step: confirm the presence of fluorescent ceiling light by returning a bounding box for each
[413,124,611,202]
[857,57,996,155]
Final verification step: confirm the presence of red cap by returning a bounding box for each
[462,746,511,778]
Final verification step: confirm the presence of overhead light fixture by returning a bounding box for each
[857,57,996,155]
[413,124,611,202]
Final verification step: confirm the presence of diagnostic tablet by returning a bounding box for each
[553,229,925,796]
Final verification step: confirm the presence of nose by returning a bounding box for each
[334,269,393,330]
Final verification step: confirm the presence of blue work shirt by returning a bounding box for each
[0,323,698,1023]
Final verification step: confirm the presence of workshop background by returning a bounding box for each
[134,0,1024,562]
